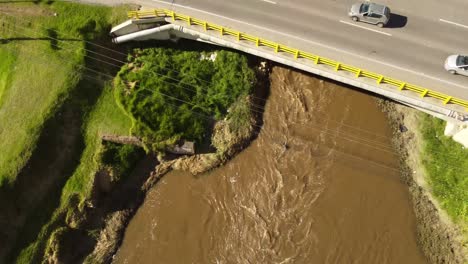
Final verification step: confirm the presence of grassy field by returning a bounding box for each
[14,83,133,264]
[0,2,131,262]
[0,2,125,186]
[0,48,16,108]
[61,84,133,204]
[420,115,468,233]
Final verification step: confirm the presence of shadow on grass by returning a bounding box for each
[0,35,81,50]
[0,38,127,263]
[0,0,54,4]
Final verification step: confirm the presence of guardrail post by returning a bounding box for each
[171,11,175,21]
[237,32,241,41]
[314,56,319,64]
[294,50,299,59]
[187,17,191,25]
[377,75,384,84]
[135,12,140,19]
[256,38,259,47]
[335,63,340,71]
[204,22,207,31]
[355,69,361,77]
[444,96,452,104]
[399,82,406,90]
[421,89,428,97]
[275,44,279,53]
[154,10,158,17]
[220,27,224,36]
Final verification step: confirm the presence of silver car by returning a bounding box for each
[445,55,468,76]
[349,2,391,28]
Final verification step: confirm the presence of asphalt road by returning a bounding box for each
[80,0,468,100]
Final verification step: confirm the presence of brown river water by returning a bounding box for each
[113,66,427,264]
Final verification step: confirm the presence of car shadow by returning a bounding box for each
[386,13,408,28]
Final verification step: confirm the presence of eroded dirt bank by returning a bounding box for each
[380,101,467,263]
[39,58,270,264]
[27,63,466,263]
[113,66,429,264]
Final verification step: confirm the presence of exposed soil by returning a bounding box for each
[0,32,129,263]
[0,74,89,263]
[378,100,468,264]
[42,58,270,264]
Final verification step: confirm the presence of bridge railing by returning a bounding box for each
[128,9,468,112]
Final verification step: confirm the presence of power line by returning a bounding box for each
[1,15,466,172]
[1,19,399,153]
[0,32,400,156]
[0,9,396,142]
[0,24,443,156]
[2,39,466,173]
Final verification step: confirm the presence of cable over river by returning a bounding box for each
[113,66,427,264]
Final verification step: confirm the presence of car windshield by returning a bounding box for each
[360,3,370,13]
[456,56,468,66]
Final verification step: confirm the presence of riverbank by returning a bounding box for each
[0,1,268,260]
[84,58,270,263]
[0,2,132,263]
[380,101,467,263]
[113,65,428,263]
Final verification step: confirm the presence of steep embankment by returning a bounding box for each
[381,102,468,263]
[33,44,266,264]
[0,2,131,263]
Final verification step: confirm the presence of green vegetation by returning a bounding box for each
[0,48,16,108]
[0,2,131,263]
[0,2,256,263]
[0,2,127,186]
[420,115,468,232]
[115,48,255,150]
[15,84,134,264]
[60,84,133,204]
[100,141,145,182]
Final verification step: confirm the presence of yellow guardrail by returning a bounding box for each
[128,9,468,111]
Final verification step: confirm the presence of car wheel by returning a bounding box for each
[377,23,384,28]
[352,16,359,22]
[448,70,457,75]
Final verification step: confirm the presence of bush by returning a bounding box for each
[115,48,255,149]
[100,142,145,182]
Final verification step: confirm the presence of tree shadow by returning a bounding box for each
[386,13,408,28]
[0,0,55,4]
[0,35,81,50]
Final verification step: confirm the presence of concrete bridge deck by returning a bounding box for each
[110,8,468,124]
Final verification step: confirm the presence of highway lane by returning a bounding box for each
[136,0,468,100]
[78,0,468,100]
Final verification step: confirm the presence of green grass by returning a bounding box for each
[115,48,255,150]
[0,1,127,187]
[420,115,468,232]
[101,142,146,182]
[15,84,132,264]
[0,2,131,262]
[0,48,16,108]
[61,84,132,204]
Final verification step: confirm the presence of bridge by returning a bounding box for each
[109,2,468,124]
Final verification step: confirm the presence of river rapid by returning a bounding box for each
[113,66,427,264]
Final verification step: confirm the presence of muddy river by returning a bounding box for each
[113,66,427,264]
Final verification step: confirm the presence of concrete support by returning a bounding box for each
[444,123,468,147]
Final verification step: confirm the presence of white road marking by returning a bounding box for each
[260,0,277,4]
[151,0,467,90]
[339,20,392,36]
[439,18,468,29]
